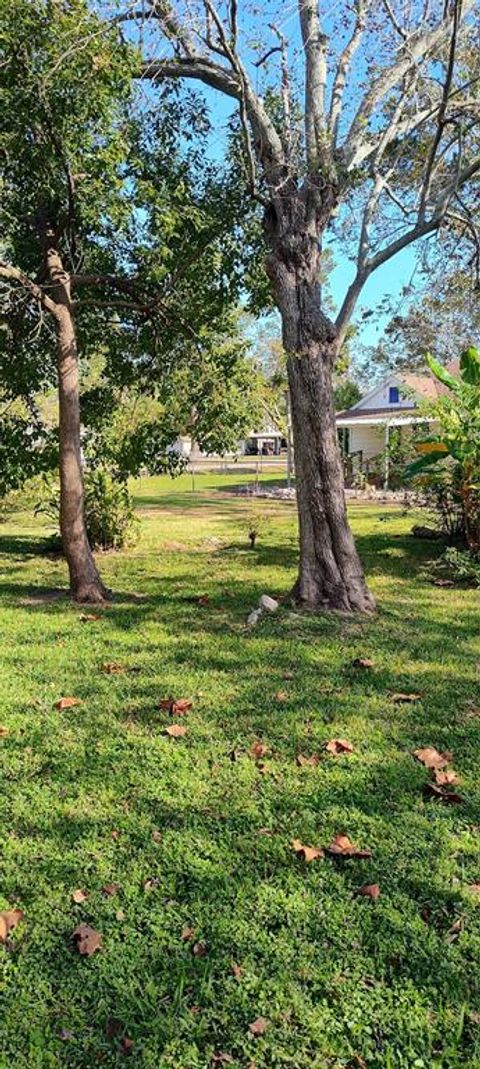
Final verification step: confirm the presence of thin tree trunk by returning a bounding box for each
[44,230,107,602]
[265,200,375,613]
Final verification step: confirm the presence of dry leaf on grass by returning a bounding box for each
[231,961,243,980]
[296,753,320,767]
[432,578,454,587]
[192,940,207,957]
[181,926,195,941]
[72,923,102,956]
[250,741,269,759]
[0,908,24,942]
[102,883,119,897]
[355,883,380,900]
[424,783,463,804]
[151,829,162,842]
[143,878,159,892]
[102,662,125,674]
[111,829,120,841]
[282,671,294,680]
[391,692,421,704]
[432,768,460,786]
[159,698,192,716]
[72,889,88,904]
[275,691,288,702]
[55,697,82,710]
[79,613,102,622]
[198,594,210,606]
[325,834,372,859]
[164,724,187,738]
[120,1037,134,1054]
[468,883,480,894]
[212,1055,235,1066]
[292,839,324,863]
[249,1016,268,1037]
[413,747,452,769]
[325,738,354,755]
[0,726,9,737]
[352,658,374,669]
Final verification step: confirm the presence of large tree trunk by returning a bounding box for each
[44,230,107,603]
[265,191,375,614]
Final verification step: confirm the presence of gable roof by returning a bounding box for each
[337,358,460,420]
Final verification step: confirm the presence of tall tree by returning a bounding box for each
[0,1,260,599]
[127,0,480,612]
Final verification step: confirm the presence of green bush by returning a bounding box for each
[442,547,480,586]
[83,469,138,550]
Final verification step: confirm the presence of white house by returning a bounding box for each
[336,361,457,488]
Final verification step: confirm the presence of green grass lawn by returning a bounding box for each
[1,473,480,1069]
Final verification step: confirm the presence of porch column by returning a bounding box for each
[384,423,390,490]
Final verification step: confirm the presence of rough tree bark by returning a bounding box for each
[265,184,375,612]
[44,229,107,602]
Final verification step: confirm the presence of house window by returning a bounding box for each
[389,386,400,404]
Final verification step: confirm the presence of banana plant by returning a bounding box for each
[406,347,480,554]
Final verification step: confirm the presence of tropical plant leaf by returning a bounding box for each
[460,346,480,386]
[425,352,460,392]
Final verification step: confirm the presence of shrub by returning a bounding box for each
[442,547,480,586]
[35,469,138,551]
[83,469,138,550]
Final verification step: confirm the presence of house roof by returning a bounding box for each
[336,405,420,420]
[336,358,459,420]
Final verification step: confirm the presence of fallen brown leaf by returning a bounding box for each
[72,923,102,956]
[413,746,452,769]
[325,834,372,859]
[198,595,210,606]
[164,724,187,738]
[432,768,460,786]
[282,671,294,680]
[151,829,162,842]
[181,926,195,941]
[159,698,192,716]
[111,829,120,841]
[468,883,480,894]
[55,697,82,710]
[355,883,380,900]
[352,658,374,669]
[102,883,119,896]
[72,889,88,904]
[296,753,320,767]
[102,662,125,674]
[120,1037,134,1054]
[432,578,454,587]
[391,692,422,703]
[143,877,159,892]
[212,1054,234,1066]
[275,691,288,702]
[325,738,354,755]
[424,783,463,804]
[0,726,9,737]
[249,1017,268,1037]
[79,613,102,622]
[192,940,207,957]
[0,908,24,942]
[116,909,125,921]
[250,741,269,759]
[292,839,324,863]
[231,961,243,980]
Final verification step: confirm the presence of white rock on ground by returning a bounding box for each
[259,594,279,613]
[247,609,263,628]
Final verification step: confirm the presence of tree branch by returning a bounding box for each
[299,0,328,167]
[0,262,59,318]
[329,0,369,145]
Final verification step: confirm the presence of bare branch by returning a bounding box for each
[329,0,369,145]
[343,0,475,168]
[299,0,328,167]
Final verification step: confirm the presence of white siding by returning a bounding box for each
[354,377,414,412]
[349,424,385,459]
